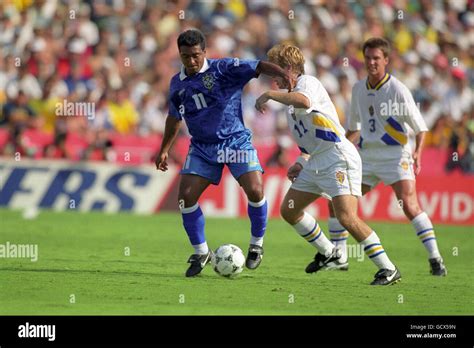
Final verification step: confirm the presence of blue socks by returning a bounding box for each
[181,203,206,252]
[248,197,268,247]
[181,197,267,252]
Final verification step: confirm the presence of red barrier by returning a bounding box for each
[161,166,473,226]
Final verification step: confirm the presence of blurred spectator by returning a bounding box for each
[442,68,473,123]
[1,90,37,156]
[6,64,43,99]
[266,131,293,168]
[89,94,113,131]
[399,51,420,90]
[446,113,474,173]
[0,0,471,173]
[29,76,61,134]
[460,116,474,173]
[425,115,453,149]
[315,54,339,95]
[138,91,166,136]
[108,87,139,134]
[333,73,352,128]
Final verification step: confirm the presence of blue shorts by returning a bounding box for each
[180,131,263,185]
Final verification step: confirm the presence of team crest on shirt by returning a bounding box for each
[401,161,409,171]
[202,73,215,90]
[335,171,346,184]
[369,105,374,116]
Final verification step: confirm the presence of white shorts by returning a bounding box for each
[360,147,415,188]
[291,140,362,199]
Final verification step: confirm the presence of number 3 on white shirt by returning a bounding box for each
[369,119,376,132]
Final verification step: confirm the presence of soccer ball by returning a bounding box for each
[211,244,246,278]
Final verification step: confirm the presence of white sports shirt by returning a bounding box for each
[287,75,347,156]
[348,73,428,152]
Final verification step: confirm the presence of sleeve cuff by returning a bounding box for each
[294,91,313,113]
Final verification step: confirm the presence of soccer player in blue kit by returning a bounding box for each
[156,29,293,277]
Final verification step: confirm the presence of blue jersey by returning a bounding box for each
[168,58,259,143]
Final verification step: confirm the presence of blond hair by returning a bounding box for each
[267,43,305,74]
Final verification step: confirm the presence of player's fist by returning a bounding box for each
[287,163,303,182]
[156,151,169,171]
[255,92,269,113]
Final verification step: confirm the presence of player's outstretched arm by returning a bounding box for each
[156,116,182,171]
[255,61,295,91]
[255,90,310,113]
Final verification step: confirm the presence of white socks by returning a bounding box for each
[360,231,396,271]
[292,212,334,256]
[192,242,209,255]
[250,236,264,247]
[412,212,441,259]
[329,217,349,263]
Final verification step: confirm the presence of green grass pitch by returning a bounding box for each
[0,209,472,315]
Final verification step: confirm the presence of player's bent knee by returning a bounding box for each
[403,203,422,220]
[245,185,264,203]
[178,190,199,208]
[336,211,358,231]
[280,204,297,225]
[398,194,421,220]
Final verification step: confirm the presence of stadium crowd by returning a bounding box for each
[0,0,473,172]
